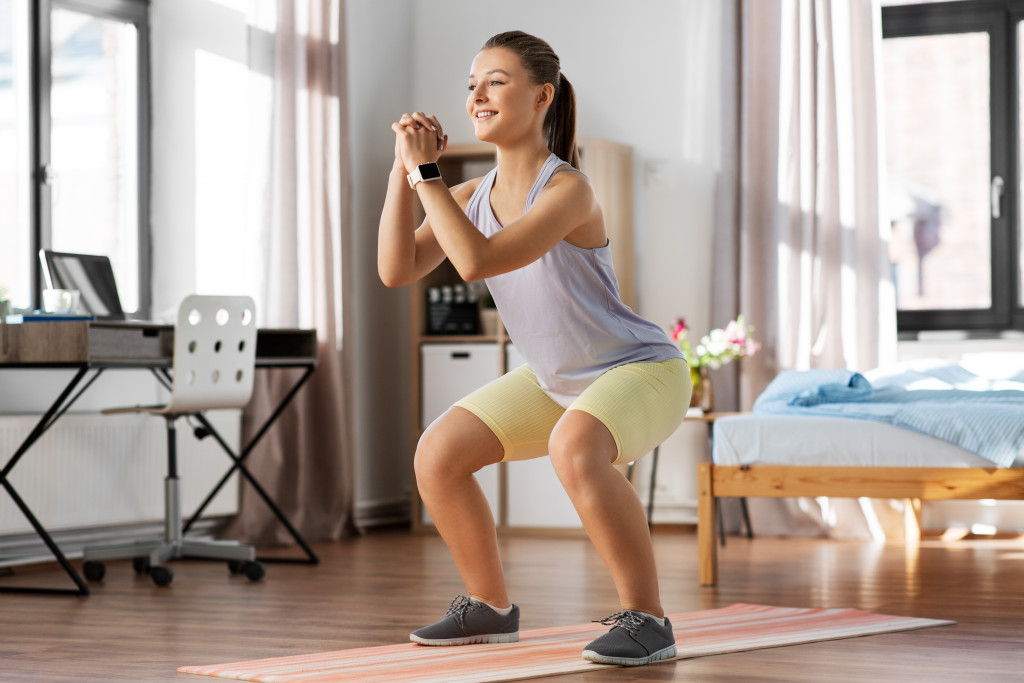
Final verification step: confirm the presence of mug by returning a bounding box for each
[42,288,81,314]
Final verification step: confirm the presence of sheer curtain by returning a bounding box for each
[227,0,358,545]
[713,0,897,538]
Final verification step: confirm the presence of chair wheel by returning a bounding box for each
[82,560,105,582]
[151,565,174,587]
[132,556,151,575]
[227,560,243,574]
[241,560,266,582]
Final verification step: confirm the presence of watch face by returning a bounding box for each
[419,163,442,181]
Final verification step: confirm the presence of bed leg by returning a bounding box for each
[905,498,923,541]
[698,462,718,586]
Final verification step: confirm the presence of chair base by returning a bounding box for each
[83,537,255,565]
[82,471,257,586]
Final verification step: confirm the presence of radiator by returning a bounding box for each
[0,412,240,536]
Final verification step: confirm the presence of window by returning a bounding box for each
[882,0,1024,334]
[0,0,33,309]
[0,0,149,315]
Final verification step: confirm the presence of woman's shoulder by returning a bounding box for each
[546,163,589,187]
[540,163,594,203]
[449,174,488,209]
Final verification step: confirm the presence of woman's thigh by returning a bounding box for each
[452,364,566,462]
[567,357,691,466]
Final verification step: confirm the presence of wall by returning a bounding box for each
[344,0,417,521]
[345,0,725,522]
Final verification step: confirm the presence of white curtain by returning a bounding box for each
[227,0,357,545]
[713,0,897,538]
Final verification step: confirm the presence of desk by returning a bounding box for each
[0,320,319,596]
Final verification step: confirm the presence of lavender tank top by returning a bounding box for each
[464,153,683,407]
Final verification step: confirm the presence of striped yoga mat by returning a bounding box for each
[178,603,953,682]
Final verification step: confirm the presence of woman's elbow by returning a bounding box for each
[378,266,409,289]
[451,255,492,283]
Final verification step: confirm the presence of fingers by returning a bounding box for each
[396,112,446,151]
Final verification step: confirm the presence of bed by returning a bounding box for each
[697,356,1024,586]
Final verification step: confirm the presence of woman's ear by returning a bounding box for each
[535,82,555,111]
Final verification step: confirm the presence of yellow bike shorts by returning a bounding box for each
[453,357,691,466]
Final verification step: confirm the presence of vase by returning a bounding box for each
[689,365,702,408]
[699,366,714,413]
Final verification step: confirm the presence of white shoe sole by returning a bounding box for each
[582,643,677,666]
[410,632,519,646]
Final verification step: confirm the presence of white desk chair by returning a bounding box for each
[83,295,263,587]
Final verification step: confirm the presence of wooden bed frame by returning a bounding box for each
[697,463,1024,586]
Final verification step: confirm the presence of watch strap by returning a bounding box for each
[407,162,442,189]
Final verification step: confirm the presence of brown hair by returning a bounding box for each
[482,30,580,168]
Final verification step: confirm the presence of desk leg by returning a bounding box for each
[646,446,659,527]
[178,367,319,565]
[1,368,93,596]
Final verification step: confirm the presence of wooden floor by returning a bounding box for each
[1,526,1023,681]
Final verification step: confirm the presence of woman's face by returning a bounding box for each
[466,47,549,145]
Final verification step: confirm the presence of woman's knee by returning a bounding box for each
[548,411,617,486]
[414,408,503,485]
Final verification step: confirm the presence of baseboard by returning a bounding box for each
[0,518,225,569]
[649,499,698,526]
[355,497,410,528]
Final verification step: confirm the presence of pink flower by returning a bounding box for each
[670,317,687,342]
[669,314,759,367]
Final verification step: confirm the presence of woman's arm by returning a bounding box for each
[377,113,449,288]
[413,170,600,282]
[377,159,446,288]
[390,111,600,283]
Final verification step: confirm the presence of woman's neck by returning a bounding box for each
[493,143,553,195]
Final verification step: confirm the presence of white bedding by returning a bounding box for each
[712,414,998,468]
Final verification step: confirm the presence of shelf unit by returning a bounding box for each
[408,139,635,533]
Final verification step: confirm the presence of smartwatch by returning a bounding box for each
[407,162,443,189]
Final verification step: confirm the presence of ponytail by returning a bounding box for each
[483,30,580,168]
[547,73,580,169]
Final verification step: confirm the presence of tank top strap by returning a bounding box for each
[466,166,499,223]
[526,154,569,210]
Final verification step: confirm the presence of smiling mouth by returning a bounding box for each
[476,111,497,120]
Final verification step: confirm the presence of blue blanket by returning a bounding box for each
[753,367,1024,467]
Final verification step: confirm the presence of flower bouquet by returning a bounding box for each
[670,315,761,411]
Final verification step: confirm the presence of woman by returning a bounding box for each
[378,30,690,667]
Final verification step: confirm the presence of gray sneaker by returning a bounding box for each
[582,610,677,666]
[410,595,520,646]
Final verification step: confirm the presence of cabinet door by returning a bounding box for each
[419,343,501,525]
[502,344,583,529]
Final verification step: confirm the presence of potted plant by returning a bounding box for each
[670,315,761,412]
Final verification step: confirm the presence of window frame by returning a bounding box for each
[29,0,151,317]
[883,0,1021,335]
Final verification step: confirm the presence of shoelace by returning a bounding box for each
[444,595,485,627]
[594,610,648,636]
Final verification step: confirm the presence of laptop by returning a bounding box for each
[39,250,127,321]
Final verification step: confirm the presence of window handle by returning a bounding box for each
[38,163,57,185]
[991,175,1004,219]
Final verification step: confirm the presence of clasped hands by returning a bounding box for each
[392,111,448,176]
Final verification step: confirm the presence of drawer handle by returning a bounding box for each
[450,351,471,359]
